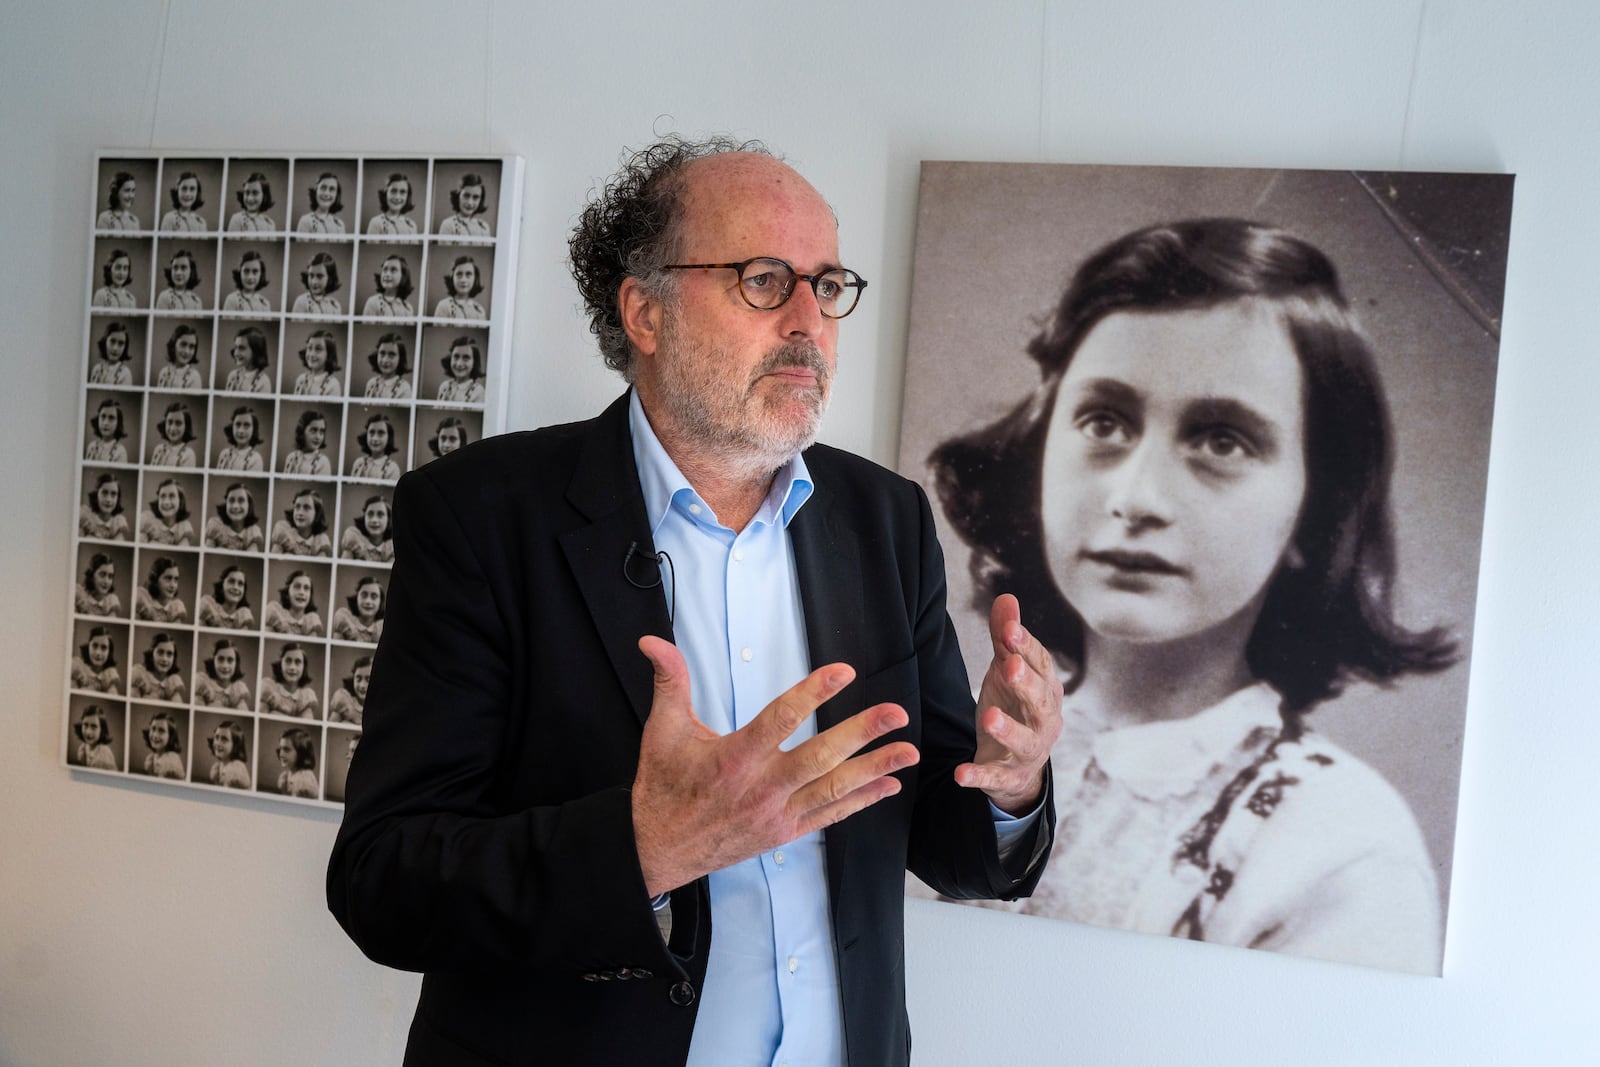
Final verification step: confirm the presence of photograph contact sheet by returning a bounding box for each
[64,150,522,809]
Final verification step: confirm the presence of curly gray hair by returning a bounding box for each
[567,135,772,380]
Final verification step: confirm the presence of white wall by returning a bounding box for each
[3,1,1596,1063]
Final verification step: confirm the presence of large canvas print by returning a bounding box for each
[65,151,523,809]
[898,162,1511,974]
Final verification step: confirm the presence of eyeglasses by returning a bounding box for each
[663,257,868,319]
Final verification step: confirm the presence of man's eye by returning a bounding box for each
[815,278,842,301]
[745,272,775,289]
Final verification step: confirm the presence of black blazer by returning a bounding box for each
[328,393,1052,1065]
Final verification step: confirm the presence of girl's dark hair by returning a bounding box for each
[145,555,180,597]
[97,321,131,360]
[353,495,392,542]
[292,409,329,453]
[82,552,114,591]
[360,413,397,456]
[148,480,190,523]
[428,416,470,458]
[159,402,196,444]
[232,250,270,293]
[441,337,483,379]
[280,726,317,771]
[143,710,182,753]
[169,171,205,211]
[211,565,251,608]
[306,172,344,214]
[273,645,315,691]
[166,324,199,363]
[933,217,1457,716]
[163,250,201,291]
[301,252,342,295]
[443,255,484,298]
[372,256,414,300]
[101,249,131,288]
[76,706,113,747]
[205,638,244,682]
[375,173,414,215]
[285,488,328,536]
[450,173,485,214]
[346,575,386,618]
[87,472,124,515]
[224,406,263,447]
[236,172,275,212]
[80,625,118,669]
[299,329,341,372]
[107,171,135,210]
[143,631,178,676]
[93,399,127,440]
[215,482,259,527]
[367,332,410,375]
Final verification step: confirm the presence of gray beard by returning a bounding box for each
[657,337,834,480]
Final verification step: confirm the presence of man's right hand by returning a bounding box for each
[630,635,919,898]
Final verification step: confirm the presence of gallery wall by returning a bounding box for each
[3,0,1597,1063]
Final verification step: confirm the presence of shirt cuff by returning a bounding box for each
[989,797,1045,865]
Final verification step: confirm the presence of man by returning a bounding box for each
[328,137,1064,1065]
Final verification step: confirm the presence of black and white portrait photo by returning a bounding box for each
[897,162,1510,976]
[65,151,520,810]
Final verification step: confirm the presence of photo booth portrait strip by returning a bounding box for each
[64,150,523,811]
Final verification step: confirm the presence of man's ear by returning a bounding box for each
[619,276,663,357]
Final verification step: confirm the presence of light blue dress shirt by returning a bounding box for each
[628,392,1037,1067]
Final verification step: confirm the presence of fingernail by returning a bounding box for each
[825,668,850,690]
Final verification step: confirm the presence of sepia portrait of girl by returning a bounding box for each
[202,480,265,552]
[80,470,131,541]
[898,164,1506,976]
[219,325,274,393]
[227,170,277,233]
[432,254,487,320]
[70,623,124,695]
[197,560,258,631]
[88,319,136,386]
[193,639,255,711]
[366,171,419,236]
[97,169,142,231]
[214,404,268,472]
[154,248,205,311]
[221,248,274,313]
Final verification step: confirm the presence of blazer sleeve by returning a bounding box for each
[900,477,1056,900]
[326,464,690,984]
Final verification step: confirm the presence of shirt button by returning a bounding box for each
[740,648,753,662]
[774,850,785,865]
[732,548,743,562]
[669,980,696,1006]
[787,956,798,974]
[688,503,702,515]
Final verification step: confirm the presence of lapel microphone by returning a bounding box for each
[623,541,675,625]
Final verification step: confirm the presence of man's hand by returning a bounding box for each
[631,636,920,897]
[954,594,1063,815]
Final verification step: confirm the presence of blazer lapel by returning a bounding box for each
[789,466,868,916]
[559,393,673,727]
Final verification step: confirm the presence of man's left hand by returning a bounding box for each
[954,593,1063,815]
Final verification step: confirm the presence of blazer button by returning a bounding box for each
[668,981,696,1006]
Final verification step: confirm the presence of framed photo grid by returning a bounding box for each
[64,151,523,808]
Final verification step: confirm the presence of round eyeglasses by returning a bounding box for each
[663,257,868,319]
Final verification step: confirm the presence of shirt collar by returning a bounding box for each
[628,389,814,535]
[1076,682,1286,798]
